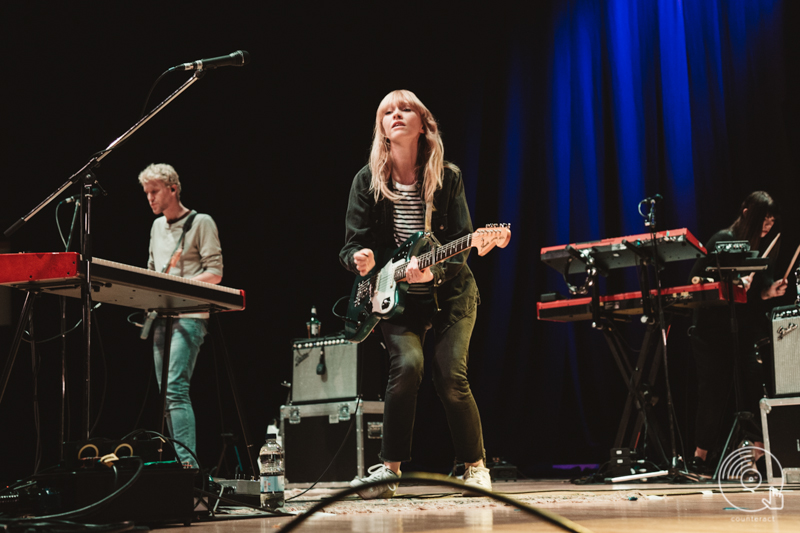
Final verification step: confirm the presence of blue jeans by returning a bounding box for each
[153,317,207,466]
[378,302,484,464]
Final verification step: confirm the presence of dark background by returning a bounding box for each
[1,1,798,485]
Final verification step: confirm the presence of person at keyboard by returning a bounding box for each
[688,191,786,476]
[139,163,223,467]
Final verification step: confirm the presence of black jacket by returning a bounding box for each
[339,164,479,333]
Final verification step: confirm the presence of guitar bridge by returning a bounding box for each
[354,278,373,306]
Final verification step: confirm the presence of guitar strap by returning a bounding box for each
[163,210,198,274]
[141,210,198,339]
[424,201,432,233]
[424,201,443,248]
[424,200,443,311]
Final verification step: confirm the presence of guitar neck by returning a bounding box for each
[394,233,473,282]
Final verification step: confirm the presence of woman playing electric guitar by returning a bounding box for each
[339,90,492,499]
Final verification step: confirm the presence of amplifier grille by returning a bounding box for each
[772,314,800,396]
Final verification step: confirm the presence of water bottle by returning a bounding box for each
[306,305,321,338]
[259,433,285,510]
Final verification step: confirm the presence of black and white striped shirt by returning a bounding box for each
[393,181,431,294]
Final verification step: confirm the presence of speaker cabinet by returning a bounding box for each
[770,305,800,397]
[291,334,386,404]
[31,460,196,525]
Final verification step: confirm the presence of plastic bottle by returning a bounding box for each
[266,420,282,448]
[259,433,285,510]
[306,305,321,338]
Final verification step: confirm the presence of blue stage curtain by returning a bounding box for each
[472,0,787,472]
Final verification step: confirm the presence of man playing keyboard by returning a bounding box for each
[138,163,223,467]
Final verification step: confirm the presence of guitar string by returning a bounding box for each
[392,232,475,281]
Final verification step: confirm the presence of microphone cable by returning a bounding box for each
[139,69,172,119]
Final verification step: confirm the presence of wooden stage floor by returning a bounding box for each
[174,478,800,533]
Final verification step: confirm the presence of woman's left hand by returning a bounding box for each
[406,256,433,284]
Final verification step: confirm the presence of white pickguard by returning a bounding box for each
[369,257,404,316]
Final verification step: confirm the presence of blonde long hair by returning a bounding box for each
[368,90,458,204]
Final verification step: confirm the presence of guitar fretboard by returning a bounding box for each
[392,233,473,281]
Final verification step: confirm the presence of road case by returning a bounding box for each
[759,397,800,483]
[280,400,384,487]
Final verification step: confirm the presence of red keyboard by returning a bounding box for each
[0,252,245,313]
[540,228,705,275]
[537,282,745,322]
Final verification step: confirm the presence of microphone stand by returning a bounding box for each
[608,197,687,482]
[606,197,676,483]
[3,70,207,441]
[706,247,768,480]
[642,199,682,478]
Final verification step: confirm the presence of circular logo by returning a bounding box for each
[718,446,784,512]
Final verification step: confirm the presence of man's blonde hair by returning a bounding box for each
[137,163,181,194]
[368,90,457,204]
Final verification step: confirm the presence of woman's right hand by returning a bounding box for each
[353,248,375,276]
[762,278,788,300]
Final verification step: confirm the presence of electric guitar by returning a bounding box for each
[343,225,511,343]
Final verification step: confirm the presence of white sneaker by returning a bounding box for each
[350,464,401,499]
[462,465,492,496]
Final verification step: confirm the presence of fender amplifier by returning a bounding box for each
[291,334,387,404]
[770,305,800,397]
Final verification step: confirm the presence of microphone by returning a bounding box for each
[169,50,250,71]
[639,194,662,227]
[63,187,101,204]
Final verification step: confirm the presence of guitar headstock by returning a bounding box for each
[472,224,512,256]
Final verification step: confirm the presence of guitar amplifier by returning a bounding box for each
[291,334,387,404]
[770,305,800,396]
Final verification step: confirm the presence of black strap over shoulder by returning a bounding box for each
[182,210,198,234]
[161,210,199,273]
